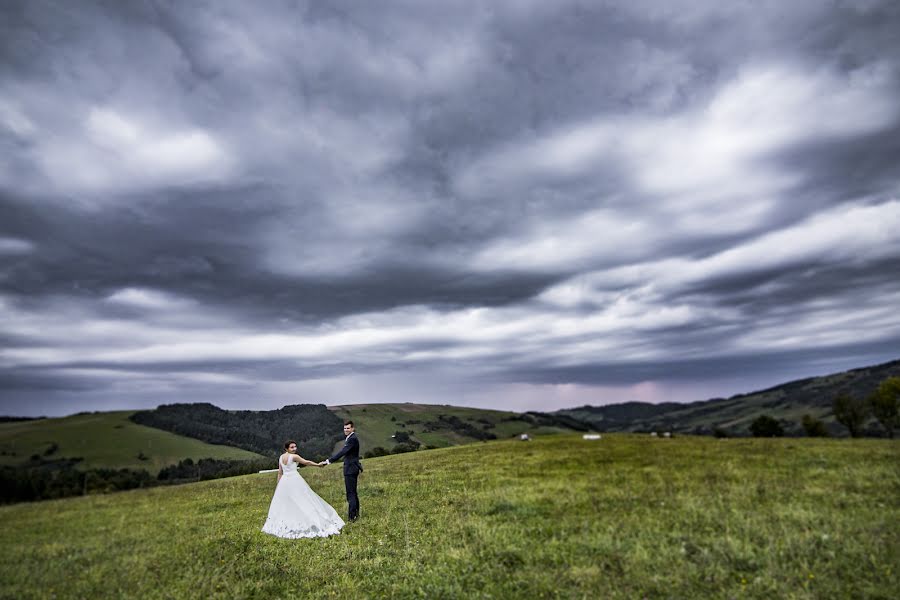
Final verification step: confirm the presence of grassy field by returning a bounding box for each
[1,433,897,598]
[329,403,571,452]
[0,411,264,471]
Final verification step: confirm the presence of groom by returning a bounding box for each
[321,420,362,521]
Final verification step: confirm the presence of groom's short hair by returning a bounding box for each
[344,420,354,427]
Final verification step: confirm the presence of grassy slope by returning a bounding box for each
[560,359,900,435]
[628,393,865,434]
[329,403,569,452]
[0,411,263,471]
[1,434,897,599]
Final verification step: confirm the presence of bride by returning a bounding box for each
[261,440,345,538]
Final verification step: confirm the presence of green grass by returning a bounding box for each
[2,434,897,598]
[330,403,570,451]
[0,411,264,471]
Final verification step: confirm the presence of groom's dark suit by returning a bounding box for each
[328,432,362,520]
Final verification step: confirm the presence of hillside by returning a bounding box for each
[558,358,900,436]
[0,403,582,478]
[1,434,896,598]
[130,403,343,460]
[0,411,263,471]
[328,403,582,453]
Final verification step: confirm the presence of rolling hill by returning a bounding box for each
[1,434,896,598]
[558,358,900,436]
[0,411,263,471]
[0,403,585,478]
[130,403,343,459]
[328,403,584,453]
[5,356,895,481]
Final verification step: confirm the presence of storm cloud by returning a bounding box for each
[2,0,899,415]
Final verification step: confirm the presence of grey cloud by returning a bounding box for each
[509,342,900,387]
[2,0,899,415]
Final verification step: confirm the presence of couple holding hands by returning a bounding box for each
[261,420,362,539]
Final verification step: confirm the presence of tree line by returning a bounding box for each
[130,403,344,457]
[0,455,276,505]
[745,376,899,438]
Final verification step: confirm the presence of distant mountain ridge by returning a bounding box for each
[556,358,900,436]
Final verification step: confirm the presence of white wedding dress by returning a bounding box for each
[261,453,345,539]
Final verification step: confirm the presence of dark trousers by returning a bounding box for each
[344,473,359,520]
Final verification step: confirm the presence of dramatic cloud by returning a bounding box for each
[1,0,899,415]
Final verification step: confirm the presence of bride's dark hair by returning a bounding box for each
[284,440,297,451]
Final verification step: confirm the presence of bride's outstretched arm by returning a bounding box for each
[294,455,322,467]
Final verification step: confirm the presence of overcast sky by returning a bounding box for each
[2,1,899,416]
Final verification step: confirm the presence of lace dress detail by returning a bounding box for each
[261,453,345,539]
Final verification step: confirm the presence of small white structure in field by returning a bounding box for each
[650,432,658,437]
[663,432,672,438]
[582,434,601,440]
[520,433,531,441]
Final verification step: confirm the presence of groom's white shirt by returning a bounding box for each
[324,432,354,465]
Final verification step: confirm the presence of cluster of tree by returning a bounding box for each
[389,442,421,454]
[363,442,441,458]
[832,376,899,438]
[393,430,414,444]
[749,415,785,437]
[1,454,277,504]
[744,377,898,438]
[422,415,498,441]
[0,416,46,423]
[157,457,275,482]
[522,412,592,431]
[382,431,424,454]
[363,446,391,459]
[0,457,153,504]
[130,403,344,458]
[801,415,829,437]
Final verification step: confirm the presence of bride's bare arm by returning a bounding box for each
[294,455,322,467]
[277,460,283,483]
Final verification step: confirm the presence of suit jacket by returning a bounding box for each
[329,432,362,476]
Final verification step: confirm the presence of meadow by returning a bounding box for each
[0,411,263,471]
[330,403,572,451]
[1,434,897,599]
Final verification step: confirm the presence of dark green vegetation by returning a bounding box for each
[866,376,899,438]
[1,455,276,504]
[131,403,343,458]
[1,434,897,599]
[558,359,900,437]
[330,403,582,453]
[0,416,45,423]
[749,415,785,438]
[0,411,271,504]
[832,393,871,438]
[801,414,829,438]
[1,458,154,503]
[0,411,262,471]
[0,403,584,504]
